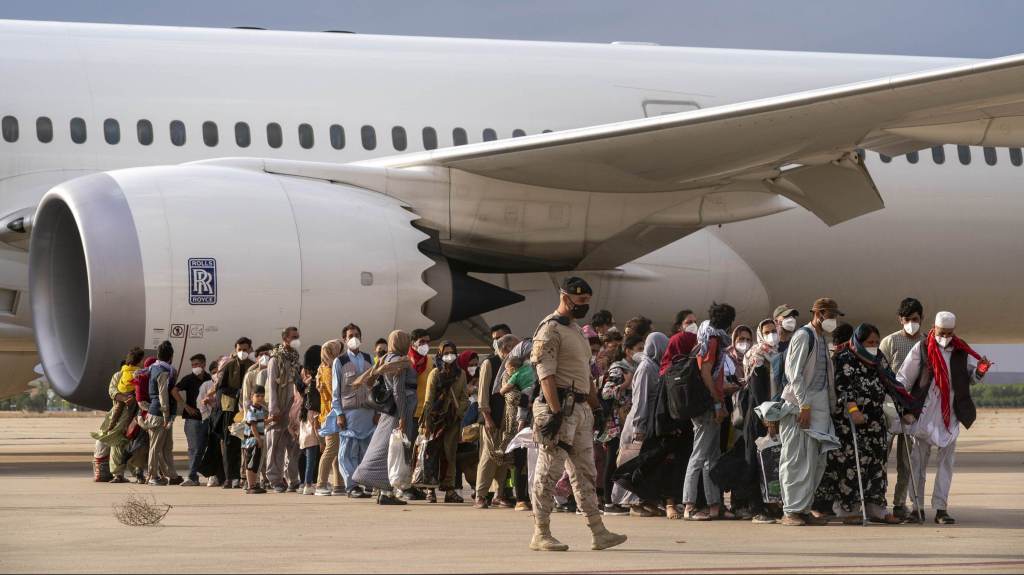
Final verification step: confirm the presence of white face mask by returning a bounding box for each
[936,336,951,348]
[442,353,457,364]
[864,346,879,356]
[735,342,750,353]
[347,337,361,351]
[821,318,838,333]
[192,366,204,376]
[492,340,501,353]
[781,317,798,332]
[417,343,430,356]
[903,322,920,336]
[259,355,269,367]
[684,323,699,335]
[632,352,646,364]
[236,351,249,361]
[289,339,301,350]
[467,366,477,377]
[764,332,780,347]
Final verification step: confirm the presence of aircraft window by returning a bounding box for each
[422,127,438,150]
[70,117,87,144]
[103,119,120,145]
[170,120,186,146]
[137,120,153,145]
[234,122,250,148]
[203,121,219,147]
[361,125,376,150]
[931,146,945,164]
[906,151,918,164]
[983,146,997,166]
[542,129,553,133]
[2,115,18,143]
[512,129,526,138]
[957,145,971,165]
[36,117,53,143]
[267,122,283,149]
[392,126,407,151]
[879,153,892,163]
[329,124,345,149]
[1011,148,1023,167]
[298,123,314,149]
[482,128,497,142]
[452,128,467,146]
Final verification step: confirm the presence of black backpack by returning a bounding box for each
[660,350,715,425]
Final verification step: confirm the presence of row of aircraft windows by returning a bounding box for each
[0,115,549,151]
[868,145,1024,167]
[1,115,1022,167]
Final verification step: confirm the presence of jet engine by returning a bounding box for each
[29,164,520,409]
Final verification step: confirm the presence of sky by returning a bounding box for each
[3,0,1024,58]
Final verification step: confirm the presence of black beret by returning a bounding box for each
[560,276,593,296]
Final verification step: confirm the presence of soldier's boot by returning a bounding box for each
[587,515,627,550]
[529,522,569,551]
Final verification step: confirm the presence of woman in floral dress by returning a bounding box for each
[818,323,901,524]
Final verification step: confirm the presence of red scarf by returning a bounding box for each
[409,346,429,375]
[926,329,982,430]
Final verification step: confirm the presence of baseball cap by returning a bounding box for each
[560,276,593,296]
[772,304,799,319]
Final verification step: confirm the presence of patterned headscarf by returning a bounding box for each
[744,318,778,381]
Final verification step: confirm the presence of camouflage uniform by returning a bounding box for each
[530,313,601,524]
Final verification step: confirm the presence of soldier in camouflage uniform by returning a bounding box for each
[529,276,627,552]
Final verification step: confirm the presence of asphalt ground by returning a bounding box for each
[0,410,1022,573]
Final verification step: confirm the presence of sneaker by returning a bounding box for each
[147,479,164,486]
[934,510,956,525]
[108,475,129,484]
[332,486,348,496]
[314,487,333,496]
[515,501,533,512]
[904,509,925,524]
[752,513,776,524]
[473,497,490,509]
[404,487,427,501]
[246,487,267,494]
[302,485,315,495]
[444,491,465,504]
[135,473,147,484]
[167,476,184,486]
[892,505,908,520]
[180,479,199,487]
[287,483,299,493]
[232,480,243,489]
[554,503,572,513]
[207,477,221,487]
[273,485,287,494]
[603,504,629,516]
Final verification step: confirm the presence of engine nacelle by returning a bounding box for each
[31,164,479,408]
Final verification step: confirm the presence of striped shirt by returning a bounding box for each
[879,330,923,373]
[243,404,266,449]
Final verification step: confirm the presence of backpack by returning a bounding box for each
[659,351,714,425]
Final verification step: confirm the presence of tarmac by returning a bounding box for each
[0,409,1022,574]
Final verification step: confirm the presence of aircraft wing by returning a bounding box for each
[357,52,1024,226]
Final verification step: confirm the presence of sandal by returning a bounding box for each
[683,509,711,521]
[666,505,683,520]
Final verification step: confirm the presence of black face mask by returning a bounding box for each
[566,298,590,320]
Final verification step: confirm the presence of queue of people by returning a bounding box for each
[90,280,990,550]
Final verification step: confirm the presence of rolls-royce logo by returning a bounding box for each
[188,258,217,305]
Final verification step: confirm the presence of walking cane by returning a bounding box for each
[845,395,869,526]
[901,421,923,525]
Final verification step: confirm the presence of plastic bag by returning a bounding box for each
[387,428,412,491]
[411,434,440,488]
